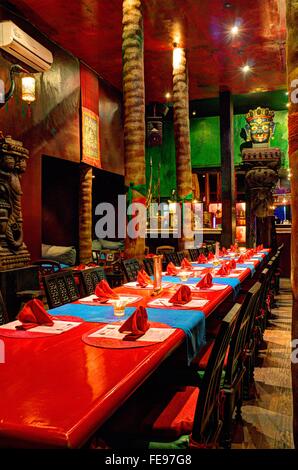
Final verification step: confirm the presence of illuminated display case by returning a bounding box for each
[236,202,246,244]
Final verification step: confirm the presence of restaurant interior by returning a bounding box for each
[0,0,297,452]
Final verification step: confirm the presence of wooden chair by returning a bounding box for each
[242,282,263,399]
[143,258,154,276]
[191,283,260,447]
[16,259,59,307]
[122,258,141,282]
[164,252,180,267]
[0,290,9,325]
[42,271,80,309]
[176,251,185,264]
[78,267,107,297]
[188,248,200,261]
[98,303,240,449]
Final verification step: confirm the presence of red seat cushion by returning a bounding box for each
[192,340,229,370]
[141,386,199,440]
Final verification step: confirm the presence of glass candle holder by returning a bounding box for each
[179,271,190,282]
[112,299,127,317]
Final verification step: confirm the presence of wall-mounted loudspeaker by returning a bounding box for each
[146,118,162,147]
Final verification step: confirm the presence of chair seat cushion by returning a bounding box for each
[141,386,199,441]
[192,340,229,370]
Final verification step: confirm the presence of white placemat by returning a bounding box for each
[147,298,209,308]
[78,294,142,304]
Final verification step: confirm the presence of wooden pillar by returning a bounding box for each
[220,90,236,247]
[79,165,92,263]
[122,0,146,260]
[286,0,298,449]
[173,46,193,249]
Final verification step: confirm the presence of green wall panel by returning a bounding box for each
[145,108,289,198]
[146,121,176,198]
[190,117,221,168]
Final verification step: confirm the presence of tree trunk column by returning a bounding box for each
[286,0,298,450]
[173,47,193,249]
[122,0,146,260]
[79,165,92,263]
[287,0,298,299]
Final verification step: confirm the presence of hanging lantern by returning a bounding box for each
[21,76,36,103]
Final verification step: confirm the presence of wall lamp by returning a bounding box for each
[0,64,36,109]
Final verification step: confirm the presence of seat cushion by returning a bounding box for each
[141,386,199,441]
[41,244,77,266]
[192,340,229,370]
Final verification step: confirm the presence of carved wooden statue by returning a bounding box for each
[241,107,281,247]
[0,132,30,269]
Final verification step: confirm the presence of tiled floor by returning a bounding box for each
[232,278,294,449]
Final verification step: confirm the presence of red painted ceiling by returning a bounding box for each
[10,0,287,101]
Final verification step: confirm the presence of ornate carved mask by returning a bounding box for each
[245,107,275,145]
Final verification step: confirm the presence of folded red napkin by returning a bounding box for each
[166,262,178,275]
[219,250,223,257]
[145,253,155,258]
[16,299,54,330]
[222,247,227,254]
[196,272,213,289]
[119,305,150,337]
[181,257,192,269]
[230,244,236,252]
[137,269,152,287]
[197,254,207,264]
[207,252,214,260]
[169,285,192,305]
[230,259,236,269]
[94,279,119,301]
[217,263,230,276]
[236,255,246,264]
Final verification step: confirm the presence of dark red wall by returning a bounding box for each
[0,6,124,261]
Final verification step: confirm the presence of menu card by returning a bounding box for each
[0,320,81,335]
[89,324,176,342]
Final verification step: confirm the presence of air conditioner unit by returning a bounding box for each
[0,21,53,72]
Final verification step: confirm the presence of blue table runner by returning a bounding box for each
[50,303,206,366]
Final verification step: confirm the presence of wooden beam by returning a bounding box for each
[220,90,236,247]
[79,165,92,263]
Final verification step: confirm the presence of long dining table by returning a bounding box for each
[0,249,269,448]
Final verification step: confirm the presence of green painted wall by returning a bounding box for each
[190,117,221,168]
[146,121,176,198]
[146,109,289,197]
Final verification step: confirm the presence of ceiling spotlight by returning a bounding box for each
[286,103,290,107]
[241,64,251,74]
[231,25,239,36]
[285,91,289,96]
[224,2,232,7]
[165,92,171,99]
[192,111,196,116]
